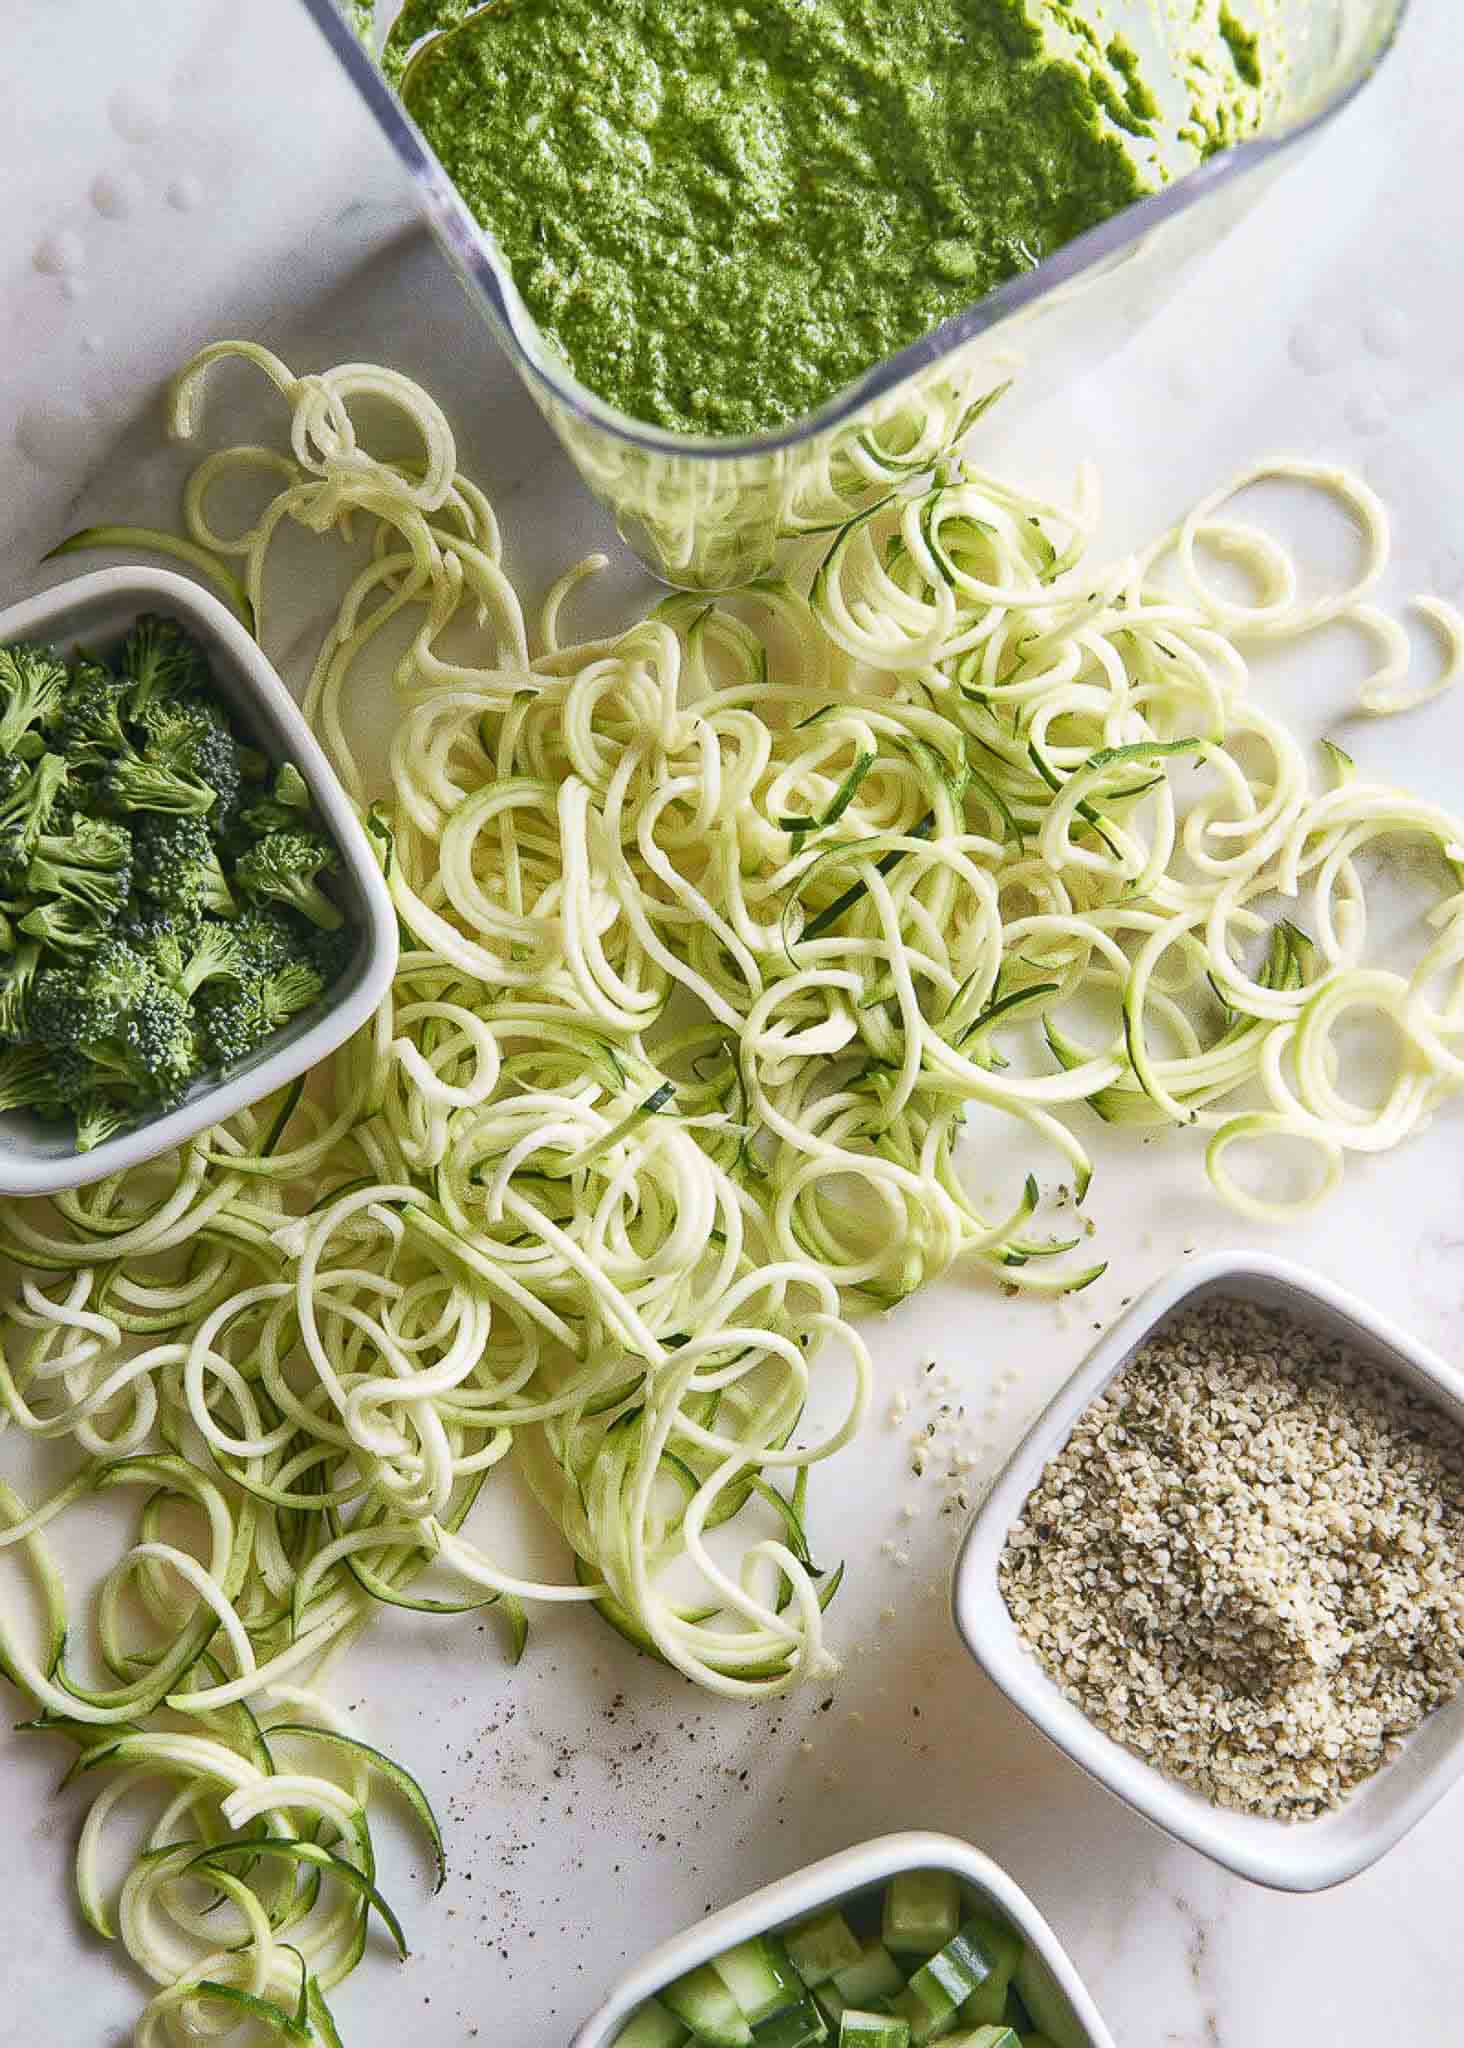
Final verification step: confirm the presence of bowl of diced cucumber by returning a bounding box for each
[569,1831,1113,2048]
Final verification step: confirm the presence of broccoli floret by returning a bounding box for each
[27,941,153,1047]
[52,1040,141,1114]
[259,958,326,1027]
[240,761,314,836]
[34,816,133,866]
[18,829,130,941]
[132,813,237,919]
[305,921,356,988]
[229,904,350,988]
[0,644,69,757]
[27,818,133,922]
[72,1091,137,1151]
[113,978,199,1104]
[52,657,131,767]
[149,916,244,1003]
[0,1044,66,1116]
[25,943,201,1110]
[231,904,308,971]
[0,753,70,887]
[197,983,264,1067]
[0,751,68,820]
[137,696,243,818]
[76,936,157,1018]
[20,896,119,954]
[118,615,210,724]
[234,829,343,931]
[198,953,325,1069]
[97,744,215,818]
[41,964,198,1106]
[0,943,41,1041]
[47,1043,101,1106]
[56,641,238,818]
[206,903,350,1043]
[25,962,93,1045]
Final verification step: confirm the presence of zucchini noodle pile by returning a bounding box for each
[8,338,1464,2042]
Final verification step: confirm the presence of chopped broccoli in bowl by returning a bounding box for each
[0,613,357,1150]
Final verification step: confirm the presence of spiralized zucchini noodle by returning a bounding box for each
[540,343,1018,588]
[9,339,1464,2041]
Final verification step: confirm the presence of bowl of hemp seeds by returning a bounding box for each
[951,1250,1464,1890]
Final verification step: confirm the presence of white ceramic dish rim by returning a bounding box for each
[0,566,398,1195]
[952,1249,1464,1892]
[567,1828,1115,2048]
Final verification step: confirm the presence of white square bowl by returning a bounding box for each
[0,566,398,1195]
[568,1829,1116,2048]
[952,1250,1464,1892]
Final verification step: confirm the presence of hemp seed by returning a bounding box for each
[998,1296,1464,1820]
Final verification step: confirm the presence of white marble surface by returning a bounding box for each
[3,4,1464,2044]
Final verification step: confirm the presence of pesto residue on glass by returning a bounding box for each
[1219,6,1263,88]
[394,0,1261,437]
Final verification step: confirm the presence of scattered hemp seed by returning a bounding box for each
[999,1296,1464,1821]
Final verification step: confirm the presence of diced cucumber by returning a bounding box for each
[956,1923,1023,2027]
[816,1987,850,2028]
[661,1963,754,2047]
[786,1910,864,1987]
[887,1983,957,2046]
[1010,1949,1070,2045]
[832,1938,905,2007]
[715,1936,803,2025]
[901,1915,1018,2041]
[753,1992,831,2048]
[839,2013,912,2047]
[882,1872,962,1956]
[910,1924,994,2018]
[637,1888,1034,2048]
[1002,1987,1034,2036]
[614,1998,691,2048]
[959,1988,1008,2030]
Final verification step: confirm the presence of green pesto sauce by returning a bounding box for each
[400,0,1160,438]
